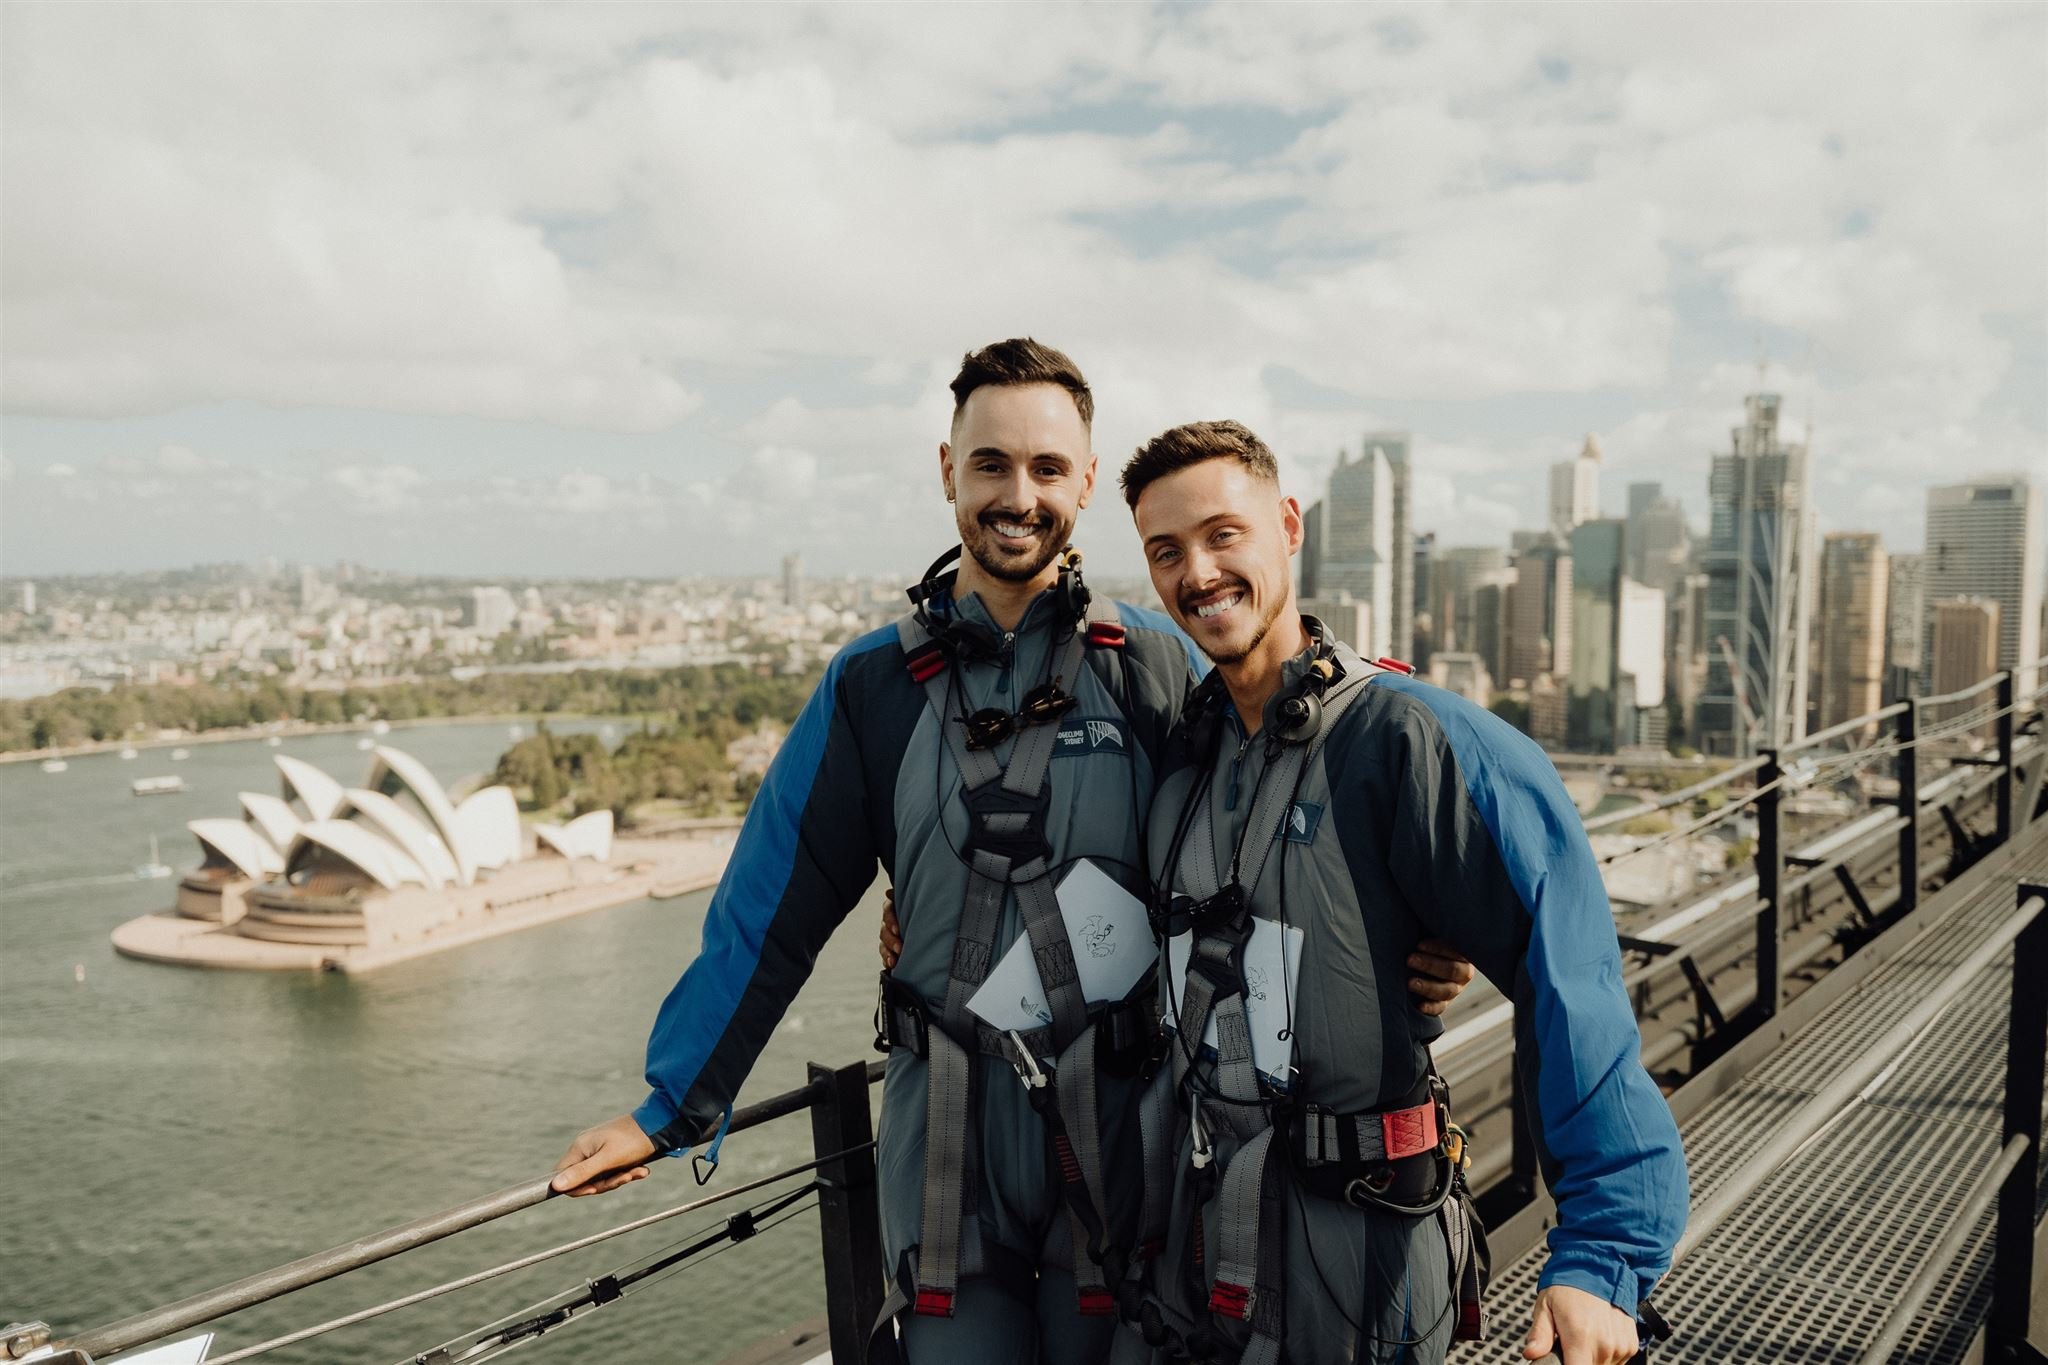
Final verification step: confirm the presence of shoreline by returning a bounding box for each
[0,712,657,766]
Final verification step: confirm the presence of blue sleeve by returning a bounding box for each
[632,628,893,1152]
[1374,675,1689,1311]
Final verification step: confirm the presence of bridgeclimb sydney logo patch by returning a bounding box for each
[1052,717,1128,757]
[1283,801,1324,844]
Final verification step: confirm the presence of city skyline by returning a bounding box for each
[2,5,2043,580]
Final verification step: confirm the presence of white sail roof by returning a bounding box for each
[284,820,428,892]
[189,818,285,879]
[239,792,302,853]
[534,809,613,862]
[366,746,474,885]
[337,788,458,888]
[275,755,346,822]
[454,786,522,871]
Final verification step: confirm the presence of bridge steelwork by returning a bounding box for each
[9,660,2046,1364]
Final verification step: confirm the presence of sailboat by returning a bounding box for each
[135,835,173,880]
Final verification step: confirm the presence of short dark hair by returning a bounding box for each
[1120,420,1279,509]
[950,337,1093,427]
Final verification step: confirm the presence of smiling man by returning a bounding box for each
[1114,421,1687,1365]
[552,342,1475,1364]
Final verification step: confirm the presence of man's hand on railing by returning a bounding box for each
[1522,1284,1641,1365]
[551,1114,657,1197]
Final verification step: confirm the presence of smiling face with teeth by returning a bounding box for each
[1132,447,1306,678]
[940,382,1096,595]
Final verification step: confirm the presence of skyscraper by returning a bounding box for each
[1632,495,1693,599]
[1363,431,1414,661]
[1437,546,1508,654]
[1504,534,1571,688]
[1567,519,1625,752]
[469,586,517,638]
[1931,598,2002,739]
[1411,531,1437,669]
[1700,392,1815,758]
[782,552,806,611]
[1321,442,1396,659]
[1298,499,1324,600]
[1884,552,1924,702]
[1922,475,2043,695]
[1815,533,1889,734]
[1548,434,1602,536]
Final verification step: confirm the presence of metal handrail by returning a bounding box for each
[1856,1132,2030,1363]
[1583,757,1767,833]
[1780,701,1909,757]
[1675,892,2045,1261]
[48,1063,887,1362]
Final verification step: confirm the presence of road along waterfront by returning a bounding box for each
[1,720,887,1362]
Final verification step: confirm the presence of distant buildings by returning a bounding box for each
[1922,475,2042,695]
[1567,519,1665,752]
[1930,598,2002,739]
[782,552,806,611]
[1300,596,1372,658]
[1884,552,1924,703]
[1505,534,1571,688]
[468,586,517,638]
[1549,434,1602,536]
[19,582,34,615]
[1310,432,1414,661]
[1699,393,1815,758]
[1429,651,1492,707]
[1816,533,1889,734]
[1434,546,1507,656]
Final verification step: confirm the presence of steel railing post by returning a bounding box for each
[1896,702,1919,916]
[1996,672,2016,847]
[811,1059,889,1365]
[1992,885,2048,1355]
[1754,748,1784,1020]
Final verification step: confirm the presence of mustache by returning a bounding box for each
[1181,580,1250,613]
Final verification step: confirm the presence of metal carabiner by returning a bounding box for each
[1006,1029,1049,1090]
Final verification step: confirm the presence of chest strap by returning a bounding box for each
[889,596,1130,1323]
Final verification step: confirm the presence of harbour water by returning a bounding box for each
[1,721,885,1362]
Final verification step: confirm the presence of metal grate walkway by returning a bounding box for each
[1455,820,2048,1365]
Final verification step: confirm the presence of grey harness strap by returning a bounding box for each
[1159,668,1378,1364]
[890,599,1121,1322]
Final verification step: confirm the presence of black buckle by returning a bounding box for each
[875,974,930,1058]
[960,779,1054,868]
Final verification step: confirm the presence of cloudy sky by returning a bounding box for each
[2,3,2042,581]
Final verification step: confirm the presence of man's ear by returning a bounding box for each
[1078,452,1098,510]
[1279,494,1304,556]
[939,442,955,502]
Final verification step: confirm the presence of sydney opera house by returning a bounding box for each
[113,744,725,971]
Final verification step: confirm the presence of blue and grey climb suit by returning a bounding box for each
[632,577,1202,1363]
[1121,629,1688,1365]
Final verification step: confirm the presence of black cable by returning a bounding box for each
[1286,1175,1457,1351]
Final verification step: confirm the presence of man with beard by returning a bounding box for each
[553,341,1476,1364]
[1112,421,1686,1365]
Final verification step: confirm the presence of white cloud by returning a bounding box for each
[0,2,2040,572]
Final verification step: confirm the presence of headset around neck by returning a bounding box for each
[1178,614,1345,757]
[905,543,1092,663]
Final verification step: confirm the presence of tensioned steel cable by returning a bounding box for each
[204,1146,868,1364]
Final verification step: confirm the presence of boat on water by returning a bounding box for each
[133,775,190,797]
[171,748,191,760]
[371,720,392,735]
[135,835,173,880]
[40,759,68,773]
[354,737,374,751]
[266,736,283,748]
[507,724,525,740]
[120,746,139,760]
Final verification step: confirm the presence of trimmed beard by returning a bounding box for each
[961,514,1069,584]
[1198,588,1287,667]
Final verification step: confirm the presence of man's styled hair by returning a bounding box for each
[950,337,1094,427]
[1119,419,1279,509]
